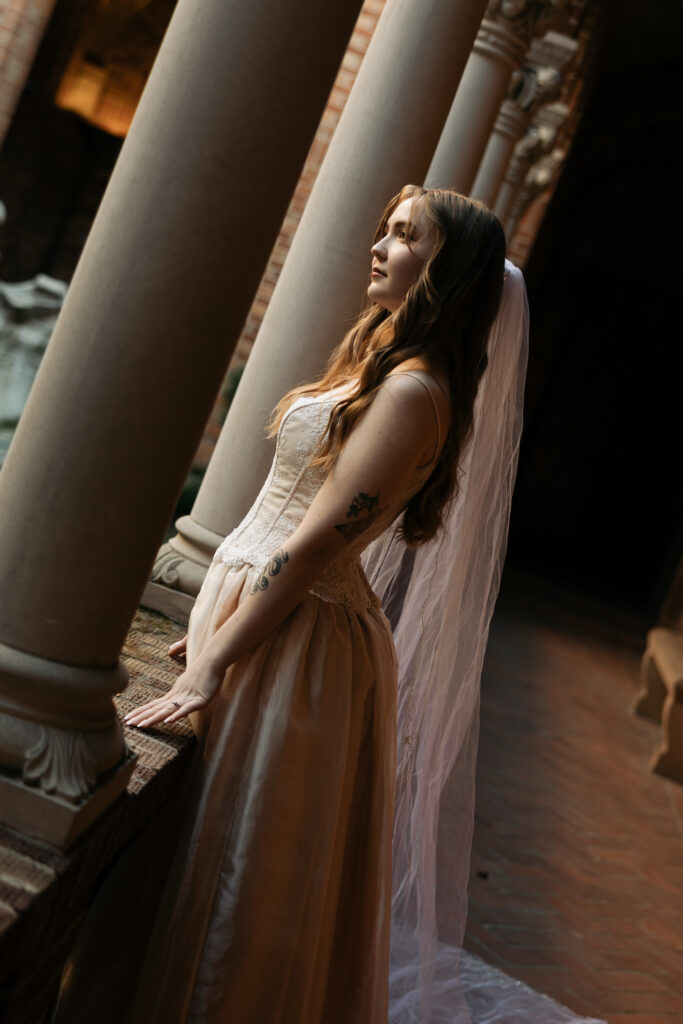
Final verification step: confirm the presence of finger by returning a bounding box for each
[135,701,180,728]
[124,697,168,720]
[124,698,176,725]
[162,697,204,723]
[168,638,188,661]
[132,691,199,727]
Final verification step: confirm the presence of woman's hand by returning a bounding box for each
[168,635,187,662]
[123,655,225,729]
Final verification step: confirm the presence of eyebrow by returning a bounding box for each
[388,218,413,234]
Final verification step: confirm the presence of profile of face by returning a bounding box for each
[367,197,437,313]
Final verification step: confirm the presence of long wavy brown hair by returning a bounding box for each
[270,185,506,545]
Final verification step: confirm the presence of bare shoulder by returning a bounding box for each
[378,369,440,416]
[386,361,450,408]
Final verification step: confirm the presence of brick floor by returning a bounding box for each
[465,583,683,1023]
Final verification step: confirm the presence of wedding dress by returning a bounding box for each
[131,371,448,1023]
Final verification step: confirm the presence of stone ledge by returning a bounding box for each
[0,608,193,1024]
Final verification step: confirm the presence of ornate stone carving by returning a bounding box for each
[24,726,98,803]
[473,1,571,81]
[150,543,185,589]
[506,144,566,234]
[486,0,571,45]
[150,536,211,598]
[495,95,570,231]
[526,27,580,72]
[493,63,561,140]
[0,640,134,845]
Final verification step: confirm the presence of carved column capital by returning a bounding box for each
[476,1,570,71]
[485,0,571,51]
[494,60,561,136]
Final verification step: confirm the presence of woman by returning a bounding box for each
[125,185,512,1023]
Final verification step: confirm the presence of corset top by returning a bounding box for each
[214,384,436,612]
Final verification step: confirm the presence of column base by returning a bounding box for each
[144,514,225,619]
[141,580,195,625]
[0,748,137,849]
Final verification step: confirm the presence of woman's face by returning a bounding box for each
[367,197,437,313]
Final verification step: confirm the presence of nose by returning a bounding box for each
[371,236,388,260]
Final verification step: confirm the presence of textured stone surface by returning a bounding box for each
[0,608,192,1024]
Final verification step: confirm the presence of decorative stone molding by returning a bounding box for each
[475,0,572,73]
[485,0,571,52]
[0,641,134,847]
[505,142,566,236]
[470,60,560,206]
[149,544,186,590]
[24,725,97,802]
[426,2,569,193]
[496,97,569,233]
[525,26,580,72]
[143,516,224,622]
[149,514,222,597]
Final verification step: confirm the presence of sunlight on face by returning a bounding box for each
[367,198,436,313]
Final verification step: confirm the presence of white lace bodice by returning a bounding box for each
[214,385,435,612]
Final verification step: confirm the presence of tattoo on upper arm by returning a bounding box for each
[250,548,289,594]
[347,492,379,519]
[334,491,381,543]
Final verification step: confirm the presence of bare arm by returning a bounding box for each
[125,375,437,728]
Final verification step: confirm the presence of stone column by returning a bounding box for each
[0,0,366,848]
[146,0,491,619]
[0,0,58,147]
[425,0,568,193]
[470,65,560,207]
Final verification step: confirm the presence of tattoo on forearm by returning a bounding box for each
[334,491,381,542]
[250,549,289,594]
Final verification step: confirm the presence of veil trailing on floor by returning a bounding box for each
[363,259,530,1023]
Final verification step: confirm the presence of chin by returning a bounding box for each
[367,286,391,311]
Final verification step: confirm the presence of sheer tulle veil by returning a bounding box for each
[362,259,529,1023]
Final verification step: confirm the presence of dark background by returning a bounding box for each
[506,0,683,623]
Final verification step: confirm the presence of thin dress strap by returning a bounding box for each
[388,369,448,469]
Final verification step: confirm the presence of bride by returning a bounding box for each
[123,184,525,1023]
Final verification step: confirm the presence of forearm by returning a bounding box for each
[197,535,340,677]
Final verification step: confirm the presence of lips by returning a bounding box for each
[371,265,387,278]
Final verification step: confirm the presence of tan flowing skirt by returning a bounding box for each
[133,559,398,1024]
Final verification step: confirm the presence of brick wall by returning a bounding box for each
[0,0,58,146]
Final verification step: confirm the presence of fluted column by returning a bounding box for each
[0,0,366,848]
[0,0,58,147]
[470,65,560,207]
[147,0,491,618]
[425,0,568,193]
